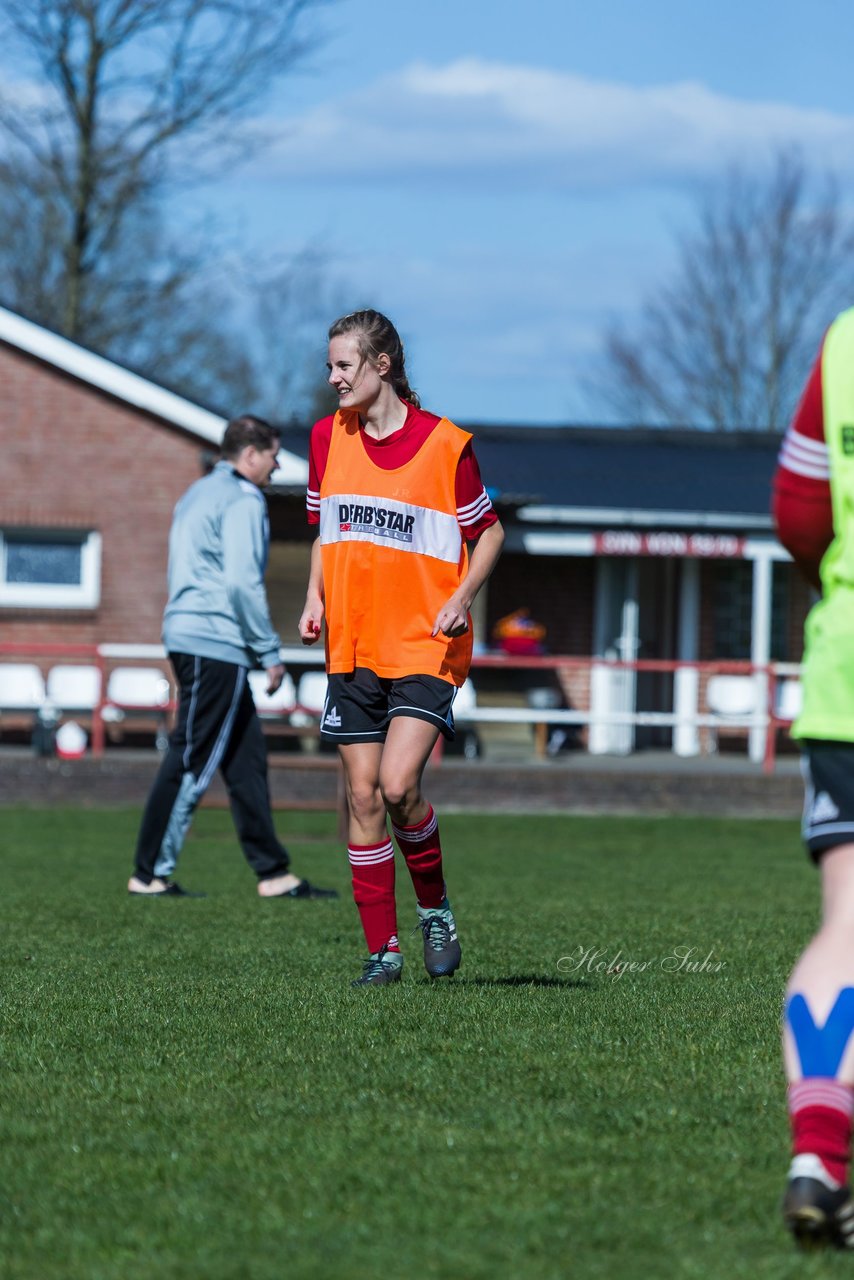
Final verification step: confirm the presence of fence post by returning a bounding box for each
[749,665,771,764]
[673,666,700,757]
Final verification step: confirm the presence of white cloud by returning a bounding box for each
[332,238,658,414]
[260,58,854,189]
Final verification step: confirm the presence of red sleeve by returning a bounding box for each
[772,344,831,589]
[455,441,498,540]
[306,415,334,526]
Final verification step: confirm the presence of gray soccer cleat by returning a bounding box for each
[351,944,403,987]
[416,900,461,978]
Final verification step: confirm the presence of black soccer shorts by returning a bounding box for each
[801,739,854,861]
[319,668,457,744]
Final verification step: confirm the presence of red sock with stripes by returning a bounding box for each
[347,839,399,954]
[391,806,445,909]
[789,1079,854,1184]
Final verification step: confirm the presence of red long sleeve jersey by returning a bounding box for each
[773,344,834,588]
[306,404,498,540]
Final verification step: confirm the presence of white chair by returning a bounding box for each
[453,678,478,717]
[0,663,46,710]
[248,669,296,716]
[103,667,172,752]
[452,678,481,759]
[293,671,329,725]
[775,678,803,723]
[105,667,171,709]
[46,664,102,712]
[706,675,757,753]
[706,675,757,719]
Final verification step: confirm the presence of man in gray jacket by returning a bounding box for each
[128,414,336,900]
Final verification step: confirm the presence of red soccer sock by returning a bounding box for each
[391,806,446,910]
[348,839,399,955]
[789,1079,854,1185]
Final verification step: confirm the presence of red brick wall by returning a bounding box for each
[0,344,208,649]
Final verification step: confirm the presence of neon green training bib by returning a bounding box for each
[795,307,854,741]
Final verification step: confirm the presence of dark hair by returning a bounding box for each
[328,309,420,408]
[221,414,280,459]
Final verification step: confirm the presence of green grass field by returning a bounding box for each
[1,806,848,1279]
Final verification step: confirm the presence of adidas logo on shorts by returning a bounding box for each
[810,791,841,825]
[323,704,342,728]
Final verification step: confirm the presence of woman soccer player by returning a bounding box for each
[298,309,504,986]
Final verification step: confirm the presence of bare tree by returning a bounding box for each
[0,0,332,371]
[246,247,343,422]
[594,150,854,430]
[141,246,346,419]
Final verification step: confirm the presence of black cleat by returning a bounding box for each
[267,878,338,900]
[783,1158,854,1250]
[129,880,205,898]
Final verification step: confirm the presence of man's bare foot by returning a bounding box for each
[257,873,303,897]
[128,876,170,894]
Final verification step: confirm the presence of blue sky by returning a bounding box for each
[193,1,854,423]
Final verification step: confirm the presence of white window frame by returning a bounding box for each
[0,529,102,609]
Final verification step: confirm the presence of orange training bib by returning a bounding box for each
[319,411,473,685]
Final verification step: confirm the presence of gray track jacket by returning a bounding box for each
[162,461,282,669]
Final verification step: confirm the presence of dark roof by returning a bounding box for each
[463,425,780,516]
[275,423,781,521]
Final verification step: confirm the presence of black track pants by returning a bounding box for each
[133,652,290,883]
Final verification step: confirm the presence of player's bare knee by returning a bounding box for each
[380,779,420,819]
[347,783,384,826]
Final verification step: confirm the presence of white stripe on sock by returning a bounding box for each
[790,1079,854,1117]
[392,813,438,843]
[348,842,394,865]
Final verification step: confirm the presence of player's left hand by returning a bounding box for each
[432,598,469,638]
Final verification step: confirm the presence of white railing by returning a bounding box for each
[0,643,801,772]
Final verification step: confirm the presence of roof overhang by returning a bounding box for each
[0,305,308,486]
[515,504,773,530]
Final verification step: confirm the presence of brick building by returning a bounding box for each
[0,306,306,651]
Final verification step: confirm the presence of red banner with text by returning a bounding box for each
[594,531,745,558]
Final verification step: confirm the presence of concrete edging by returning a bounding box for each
[0,752,803,818]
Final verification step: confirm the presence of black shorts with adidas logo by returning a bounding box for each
[801,740,854,861]
[319,667,457,745]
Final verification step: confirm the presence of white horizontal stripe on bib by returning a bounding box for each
[320,493,462,563]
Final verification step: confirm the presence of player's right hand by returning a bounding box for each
[298,600,324,645]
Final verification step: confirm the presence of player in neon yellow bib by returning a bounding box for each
[776,307,854,1249]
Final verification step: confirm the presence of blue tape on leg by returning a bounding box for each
[787,989,854,1078]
